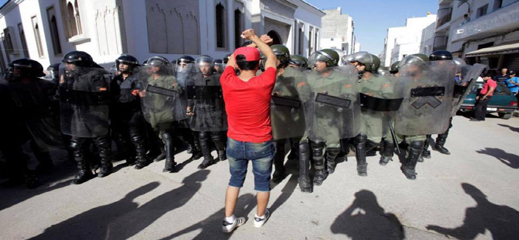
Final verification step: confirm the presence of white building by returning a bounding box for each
[0,0,325,72]
[320,7,357,55]
[434,0,519,70]
[381,14,436,67]
[420,22,436,56]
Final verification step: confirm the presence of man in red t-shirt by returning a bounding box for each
[472,73,497,121]
[220,29,278,233]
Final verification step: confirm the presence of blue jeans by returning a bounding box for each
[227,138,275,192]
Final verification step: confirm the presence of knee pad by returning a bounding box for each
[95,136,111,149]
[209,132,222,142]
[198,131,209,141]
[310,141,325,157]
[130,134,145,145]
[354,134,367,145]
[161,131,174,143]
[410,141,424,150]
[299,142,310,155]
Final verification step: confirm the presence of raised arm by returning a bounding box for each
[241,29,277,70]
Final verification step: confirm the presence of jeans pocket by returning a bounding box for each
[250,141,275,159]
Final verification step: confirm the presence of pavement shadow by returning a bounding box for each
[498,124,519,133]
[158,193,256,240]
[29,181,161,240]
[476,148,519,169]
[426,183,519,239]
[331,190,405,240]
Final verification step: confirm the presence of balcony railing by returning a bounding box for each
[436,8,452,29]
[452,1,519,42]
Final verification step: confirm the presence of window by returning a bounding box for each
[47,6,62,55]
[493,0,503,11]
[308,27,313,54]
[31,16,44,57]
[476,4,488,18]
[314,29,318,51]
[298,25,304,55]
[234,8,242,48]
[215,3,227,49]
[60,0,83,39]
[2,29,14,54]
[17,23,29,57]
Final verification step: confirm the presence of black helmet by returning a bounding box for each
[5,58,45,81]
[223,54,231,64]
[429,50,453,61]
[271,44,290,68]
[146,56,169,67]
[354,52,381,73]
[196,55,214,64]
[213,59,223,64]
[116,54,139,66]
[289,55,308,69]
[178,55,195,64]
[390,61,400,74]
[62,51,94,67]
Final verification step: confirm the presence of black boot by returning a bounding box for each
[211,132,227,161]
[325,147,340,174]
[420,135,431,162]
[380,140,395,166]
[272,140,287,183]
[96,137,113,178]
[198,132,214,169]
[355,135,368,177]
[433,133,451,155]
[71,139,94,184]
[311,141,328,186]
[298,142,312,193]
[401,141,423,180]
[217,150,227,161]
[132,134,149,169]
[162,132,176,172]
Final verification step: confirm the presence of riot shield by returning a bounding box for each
[451,63,487,116]
[187,74,227,132]
[136,63,180,130]
[8,80,64,150]
[59,64,111,138]
[395,60,456,136]
[174,67,196,123]
[270,66,307,140]
[358,74,404,141]
[302,66,361,143]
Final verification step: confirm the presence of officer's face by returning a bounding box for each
[356,64,366,72]
[349,61,358,66]
[65,63,76,71]
[199,63,212,76]
[315,61,327,72]
[151,66,160,74]
[119,63,129,72]
[214,65,222,72]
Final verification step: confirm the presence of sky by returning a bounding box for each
[0,0,438,55]
[305,0,439,55]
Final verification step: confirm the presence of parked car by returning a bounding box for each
[459,80,518,119]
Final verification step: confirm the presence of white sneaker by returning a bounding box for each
[222,217,246,233]
[254,209,270,228]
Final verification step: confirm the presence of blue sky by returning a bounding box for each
[306,0,439,55]
[0,0,438,55]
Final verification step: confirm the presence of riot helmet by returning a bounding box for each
[223,54,231,64]
[177,55,195,73]
[62,51,94,67]
[195,55,215,76]
[116,54,139,73]
[308,49,340,72]
[289,55,308,69]
[390,61,400,74]
[353,52,380,73]
[429,50,453,61]
[399,53,429,78]
[341,54,356,65]
[4,58,45,81]
[213,59,224,73]
[271,44,290,69]
[146,56,171,75]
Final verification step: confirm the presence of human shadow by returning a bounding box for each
[426,183,519,239]
[498,124,519,133]
[105,170,209,239]
[158,193,256,240]
[29,182,160,240]
[476,148,519,169]
[331,190,405,240]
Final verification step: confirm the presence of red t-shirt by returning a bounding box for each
[480,79,497,96]
[220,66,277,142]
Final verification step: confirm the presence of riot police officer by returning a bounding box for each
[269,45,307,183]
[187,55,227,169]
[110,54,149,169]
[299,49,361,192]
[59,51,112,184]
[289,55,309,70]
[213,59,224,73]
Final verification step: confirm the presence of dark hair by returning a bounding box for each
[235,54,259,71]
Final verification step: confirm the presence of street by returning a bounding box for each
[1,113,518,240]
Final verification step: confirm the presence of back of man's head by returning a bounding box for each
[234,47,260,72]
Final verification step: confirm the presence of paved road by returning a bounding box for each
[1,114,519,240]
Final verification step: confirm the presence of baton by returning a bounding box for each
[389,124,401,155]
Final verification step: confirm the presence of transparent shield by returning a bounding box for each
[59,64,111,138]
[187,74,227,132]
[395,60,456,135]
[451,63,487,116]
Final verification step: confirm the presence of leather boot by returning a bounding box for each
[132,134,149,169]
[71,139,94,184]
[311,141,328,186]
[380,140,395,166]
[298,141,312,193]
[325,147,340,174]
[198,132,214,169]
[272,140,287,183]
[420,135,431,162]
[162,132,176,172]
[96,137,113,178]
[212,132,227,161]
[433,133,451,155]
[401,141,423,180]
[355,134,368,176]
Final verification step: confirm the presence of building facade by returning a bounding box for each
[434,0,519,70]
[320,7,357,56]
[381,14,437,67]
[0,0,324,72]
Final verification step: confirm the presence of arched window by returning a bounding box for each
[32,16,44,57]
[74,0,82,35]
[50,16,62,54]
[234,8,242,48]
[215,3,226,49]
[67,2,78,36]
